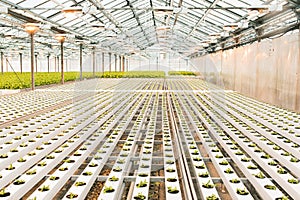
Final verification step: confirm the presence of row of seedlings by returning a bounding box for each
[3,92,141,199]
[0,91,113,167]
[188,91,289,199]
[196,92,300,199]
[176,92,254,199]
[130,93,159,200]
[171,93,221,200]
[162,95,182,200]
[0,90,75,123]
[62,92,150,199]
[185,78,299,138]
[0,91,119,190]
[204,91,300,160]
[25,91,143,199]
[98,92,155,199]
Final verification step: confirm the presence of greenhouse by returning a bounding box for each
[0,0,299,199]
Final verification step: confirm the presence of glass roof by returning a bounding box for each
[0,0,297,58]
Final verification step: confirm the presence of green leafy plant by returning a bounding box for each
[59,167,68,171]
[288,178,299,184]
[138,173,148,177]
[88,162,98,167]
[195,164,206,169]
[117,159,125,164]
[236,188,249,195]
[268,161,278,166]
[224,168,234,174]
[0,154,8,158]
[0,189,10,197]
[264,185,276,190]
[241,157,250,162]
[141,163,149,168]
[202,180,214,189]
[113,166,122,172]
[133,192,146,200]
[17,157,26,162]
[230,179,240,183]
[103,186,115,193]
[255,172,265,179]
[277,168,287,174]
[219,160,228,165]
[290,157,299,163]
[46,155,55,159]
[66,192,78,199]
[167,186,179,194]
[206,194,219,200]
[38,162,47,167]
[235,151,244,155]
[215,154,223,158]
[136,179,148,188]
[13,179,25,185]
[198,172,209,178]
[26,169,37,175]
[83,171,93,176]
[109,176,119,182]
[50,176,59,181]
[38,185,50,192]
[75,181,86,186]
[6,164,15,170]
[247,165,258,170]
[166,168,175,172]
[167,177,177,182]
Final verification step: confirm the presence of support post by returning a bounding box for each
[47,54,50,73]
[19,53,23,74]
[92,48,96,77]
[122,56,125,72]
[114,54,117,72]
[102,52,105,74]
[57,56,59,72]
[30,34,35,90]
[54,56,57,72]
[1,52,3,74]
[119,55,122,72]
[35,54,38,73]
[61,41,64,84]
[109,53,112,72]
[80,43,83,81]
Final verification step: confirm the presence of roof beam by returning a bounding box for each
[126,0,151,44]
[185,0,220,38]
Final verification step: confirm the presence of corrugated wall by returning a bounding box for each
[190,31,300,112]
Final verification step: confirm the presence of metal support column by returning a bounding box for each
[35,54,38,73]
[19,53,23,74]
[57,56,59,72]
[30,34,35,90]
[47,55,50,73]
[109,53,112,72]
[92,48,96,77]
[1,52,3,74]
[121,56,125,72]
[119,55,122,72]
[60,41,64,84]
[102,52,105,74]
[80,43,83,81]
[115,54,117,72]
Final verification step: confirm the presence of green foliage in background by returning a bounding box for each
[0,71,166,89]
[168,71,196,76]
[0,72,94,89]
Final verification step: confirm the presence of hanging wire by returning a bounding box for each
[5,55,28,91]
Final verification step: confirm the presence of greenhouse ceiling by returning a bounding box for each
[0,0,298,58]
